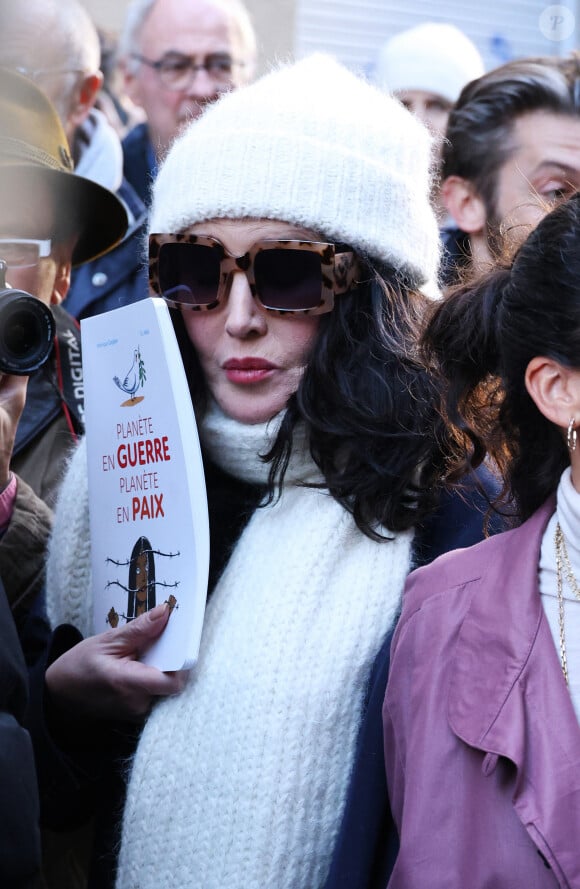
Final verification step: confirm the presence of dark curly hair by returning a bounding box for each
[423,191,580,521]
[172,264,450,540]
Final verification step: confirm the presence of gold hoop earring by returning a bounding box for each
[568,418,577,452]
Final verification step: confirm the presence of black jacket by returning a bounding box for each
[439,224,472,287]
[0,575,42,888]
[121,123,157,207]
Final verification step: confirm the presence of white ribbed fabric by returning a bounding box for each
[46,405,413,889]
[539,467,580,721]
[45,439,92,636]
[150,53,440,290]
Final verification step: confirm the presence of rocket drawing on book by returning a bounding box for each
[81,297,209,671]
[105,535,180,628]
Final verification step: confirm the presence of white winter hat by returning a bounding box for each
[150,53,440,289]
[374,23,485,105]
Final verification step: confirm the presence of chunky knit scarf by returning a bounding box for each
[47,403,413,889]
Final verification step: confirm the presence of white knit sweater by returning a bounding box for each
[47,405,413,889]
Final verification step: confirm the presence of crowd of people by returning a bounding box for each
[2,1,580,887]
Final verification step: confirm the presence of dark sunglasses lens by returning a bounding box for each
[254,249,322,311]
[158,243,220,306]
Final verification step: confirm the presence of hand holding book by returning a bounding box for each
[45,603,188,721]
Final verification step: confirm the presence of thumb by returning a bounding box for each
[111,603,170,654]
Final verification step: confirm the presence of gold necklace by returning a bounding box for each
[554,522,580,686]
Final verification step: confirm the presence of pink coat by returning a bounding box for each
[384,499,580,888]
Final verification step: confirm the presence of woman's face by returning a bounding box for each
[181,218,322,424]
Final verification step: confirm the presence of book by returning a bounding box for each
[80,296,209,671]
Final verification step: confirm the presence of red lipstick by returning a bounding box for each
[223,357,276,384]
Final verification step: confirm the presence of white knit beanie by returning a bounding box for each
[150,53,440,289]
[374,23,485,105]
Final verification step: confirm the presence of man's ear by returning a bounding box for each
[525,355,580,430]
[49,237,77,305]
[68,71,104,131]
[121,59,144,108]
[441,176,487,235]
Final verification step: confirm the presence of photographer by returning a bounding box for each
[0,68,124,887]
[0,71,184,888]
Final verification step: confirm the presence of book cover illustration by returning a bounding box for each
[81,297,209,671]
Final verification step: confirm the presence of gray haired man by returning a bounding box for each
[119,0,257,202]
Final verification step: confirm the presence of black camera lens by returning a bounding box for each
[0,289,55,375]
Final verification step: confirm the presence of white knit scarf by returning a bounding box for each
[47,403,413,889]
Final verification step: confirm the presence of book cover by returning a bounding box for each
[81,297,209,671]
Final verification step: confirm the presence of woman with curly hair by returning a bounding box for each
[45,54,495,889]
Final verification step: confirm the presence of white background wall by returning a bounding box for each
[295,0,580,76]
[82,0,579,75]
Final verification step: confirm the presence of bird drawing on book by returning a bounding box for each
[114,346,146,404]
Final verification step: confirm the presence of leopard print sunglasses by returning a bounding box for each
[149,233,364,315]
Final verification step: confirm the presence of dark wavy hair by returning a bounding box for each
[172,264,450,540]
[423,192,580,521]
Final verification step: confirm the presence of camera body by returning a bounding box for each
[0,260,55,375]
